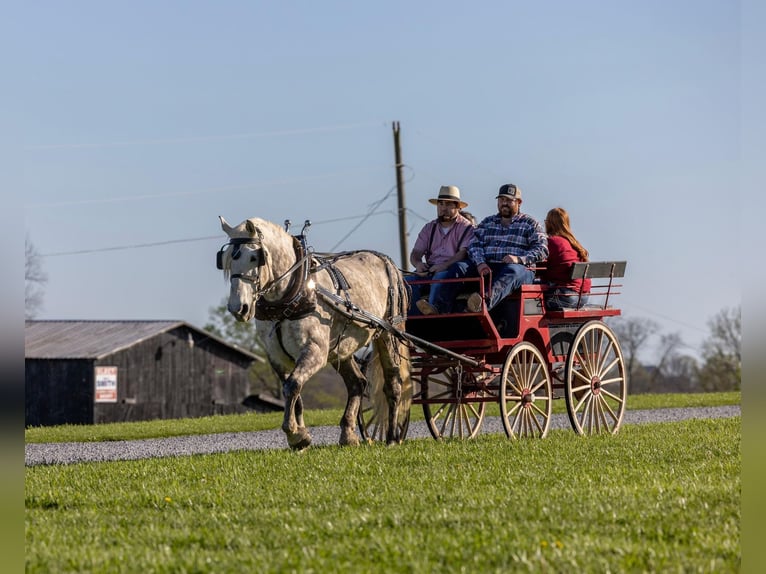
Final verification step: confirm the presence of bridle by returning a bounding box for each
[216,234,267,291]
[217,225,316,320]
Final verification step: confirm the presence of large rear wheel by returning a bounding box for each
[565,321,627,435]
[499,342,553,439]
[421,365,486,439]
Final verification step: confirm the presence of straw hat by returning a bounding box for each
[429,185,468,209]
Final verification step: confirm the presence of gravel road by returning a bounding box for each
[25,405,740,467]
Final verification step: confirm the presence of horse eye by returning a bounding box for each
[250,254,258,263]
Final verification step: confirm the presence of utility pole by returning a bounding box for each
[392,121,408,270]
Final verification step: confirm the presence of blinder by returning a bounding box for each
[215,238,266,270]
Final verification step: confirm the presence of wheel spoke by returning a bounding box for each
[599,386,624,403]
[597,396,613,432]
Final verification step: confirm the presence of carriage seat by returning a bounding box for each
[540,260,626,319]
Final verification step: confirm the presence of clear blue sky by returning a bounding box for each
[15,1,752,361]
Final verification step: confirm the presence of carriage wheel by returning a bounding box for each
[357,387,411,443]
[421,365,486,440]
[355,343,409,443]
[499,342,553,439]
[565,321,627,435]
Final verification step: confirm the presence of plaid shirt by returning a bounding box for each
[468,212,548,267]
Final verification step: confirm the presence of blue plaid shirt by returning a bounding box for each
[468,213,548,267]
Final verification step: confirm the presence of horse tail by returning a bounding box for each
[367,338,411,441]
[367,254,413,442]
[397,338,412,419]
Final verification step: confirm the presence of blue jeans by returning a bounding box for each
[473,262,535,311]
[544,287,588,311]
[405,260,471,314]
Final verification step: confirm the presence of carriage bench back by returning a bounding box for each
[570,260,626,281]
[541,260,627,320]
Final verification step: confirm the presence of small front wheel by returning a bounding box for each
[357,384,411,443]
[356,345,410,443]
[499,342,553,439]
[421,365,486,440]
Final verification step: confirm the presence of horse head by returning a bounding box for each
[219,216,272,322]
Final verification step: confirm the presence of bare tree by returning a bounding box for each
[609,316,659,386]
[649,332,701,391]
[25,236,47,319]
[697,305,741,391]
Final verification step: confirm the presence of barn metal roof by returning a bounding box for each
[25,320,263,362]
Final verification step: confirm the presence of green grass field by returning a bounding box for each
[25,393,740,573]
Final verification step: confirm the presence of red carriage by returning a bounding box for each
[360,260,628,441]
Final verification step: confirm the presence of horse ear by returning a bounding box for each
[245,219,258,237]
[219,216,234,236]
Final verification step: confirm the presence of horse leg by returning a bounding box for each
[282,377,312,450]
[336,357,366,446]
[281,342,326,450]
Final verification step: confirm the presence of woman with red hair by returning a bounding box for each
[541,207,591,310]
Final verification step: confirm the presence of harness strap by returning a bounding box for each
[254,236,317,321]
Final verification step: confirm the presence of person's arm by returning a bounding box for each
[409,247,429,274]
[467,226,486,267]
[428,247,467,274]
[409,222,433,274]
[519,219,549,265]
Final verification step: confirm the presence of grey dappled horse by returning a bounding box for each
[218,216,411,449]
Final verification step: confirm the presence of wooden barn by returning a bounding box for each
[25,320,281,427]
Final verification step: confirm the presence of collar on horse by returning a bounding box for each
[254,234,317,321]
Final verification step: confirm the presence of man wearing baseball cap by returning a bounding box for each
[407,185,475,315]
[465,183,548,312]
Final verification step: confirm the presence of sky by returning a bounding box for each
[12,0,757,362]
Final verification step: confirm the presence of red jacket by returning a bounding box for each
[541,236,591,293]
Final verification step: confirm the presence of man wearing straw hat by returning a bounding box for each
[407,185,475,315]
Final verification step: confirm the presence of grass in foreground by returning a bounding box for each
[25,391,740,444]
[25,417,741,573]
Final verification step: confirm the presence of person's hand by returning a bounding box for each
[414,262,428,275]
[477,263,490,276]
[429,263,448,274]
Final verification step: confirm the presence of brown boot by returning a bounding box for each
[416,299,439,315]
[466,293,483,313]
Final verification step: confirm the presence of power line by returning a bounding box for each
[39,211,398,257]
[330,187,396,251]
[25,166,390,208]
[24,121,388,151]
[620,301,708,334]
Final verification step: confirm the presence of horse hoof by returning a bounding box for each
[287,431,312,451]
[339,431,360,447]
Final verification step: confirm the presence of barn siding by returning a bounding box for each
[91,327,254,424]
[26,322,257,426]
[25,359,94,426]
